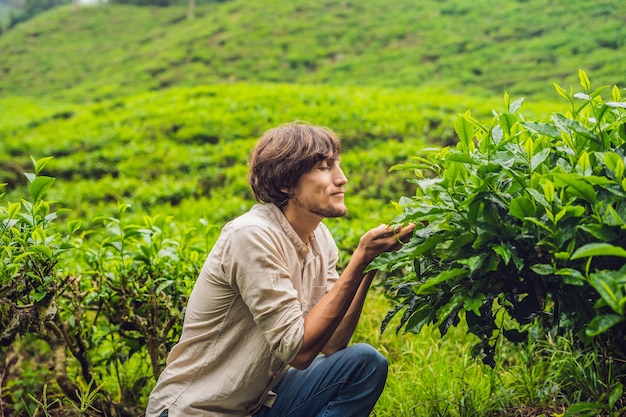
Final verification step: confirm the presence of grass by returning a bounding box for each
[354,289,617,417]
[354,289,501,417]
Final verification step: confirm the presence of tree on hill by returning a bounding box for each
[7,0,68,29]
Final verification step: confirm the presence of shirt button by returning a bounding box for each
[301,246,309,253]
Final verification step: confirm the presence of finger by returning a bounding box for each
[388,223,415,242]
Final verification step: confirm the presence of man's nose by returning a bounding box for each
[335,167,348,185]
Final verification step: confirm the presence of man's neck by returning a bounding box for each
[280,204,322,243]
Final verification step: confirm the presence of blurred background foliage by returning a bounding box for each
[0,0,624,101]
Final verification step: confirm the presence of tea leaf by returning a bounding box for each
[455,114,474,152]
[509,196,535,220]
[579,69,591,91]
[29,176,56,202]
[586,314,623,337]
[571,243,626,259]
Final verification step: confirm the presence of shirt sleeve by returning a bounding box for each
[317,223,340,292]
[222,223,305,364]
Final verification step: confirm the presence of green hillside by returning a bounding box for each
[0,0,624,102]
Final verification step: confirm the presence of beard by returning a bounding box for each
[292,194,347,218]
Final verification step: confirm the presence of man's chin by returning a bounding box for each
[325,207,348,218]
[310,208,345,219]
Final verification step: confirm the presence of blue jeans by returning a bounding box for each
[253,343,388,417]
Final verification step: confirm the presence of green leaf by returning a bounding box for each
[24,172,36,183]
[409,233,446,258]
[492,244,512,265]
[523,121,561,138]
[552,113,598,142]
[551,174,596,203]
[502,328,528,343]
[609,384,623,408]
[603,152,625,180]
[32,291,49,302]
[612,84,622,102]
[67,220,81,235]
[30,156,54,175]
[509,196,535,220]
[445,153,479,164]
[553,83,569,101]
[541,180,555,203]
[7,202,21,219]
[586,314,623,337]
[578,152,592,176]
[571,243,626,260]
[526,188,551,209]
[589,270,624,314]
[448,232,475,251]
[404,304,433,334]
[509,97,524,113]
[564,402,605,417]
[389,162,429,172]
[579,68,591,91]
[434,294,463,336]
[416,268,468,294]
[463,293,485,315]
[530,263,553,276]
[579,224,617,241]
[156,280,174,294]
[605,204,624,226]
[455,113,474,152]
[555,268,586,285]
[499,113,516,136]
[555,205,586,224]
[29,176,56,202]
[32,244,53,258]
[530,148,550,171]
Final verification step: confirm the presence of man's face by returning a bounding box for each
[288,156,348,219]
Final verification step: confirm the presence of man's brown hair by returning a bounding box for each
[248,122,341,207]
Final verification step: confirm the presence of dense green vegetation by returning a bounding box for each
[373,73,626,415]
[1,0,626,415]
[1,84,509,225]
[0,0,625,102]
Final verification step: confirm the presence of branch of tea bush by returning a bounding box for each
[0,156,76,344]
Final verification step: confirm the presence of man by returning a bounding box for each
[146,122,414,417]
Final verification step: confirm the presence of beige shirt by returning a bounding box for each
[146,203,339,417]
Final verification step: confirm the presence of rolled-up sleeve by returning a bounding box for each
[223,224,305,364]
[316,224,340,291]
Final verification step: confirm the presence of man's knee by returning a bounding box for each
[345,343,388,381]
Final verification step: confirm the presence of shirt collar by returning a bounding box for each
[264,203,321,259]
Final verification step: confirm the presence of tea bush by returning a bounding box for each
[374,70,626,414]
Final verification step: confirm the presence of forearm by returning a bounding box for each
[289,223,414,370]
[290,248,372,369]
[321,270,376,355]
